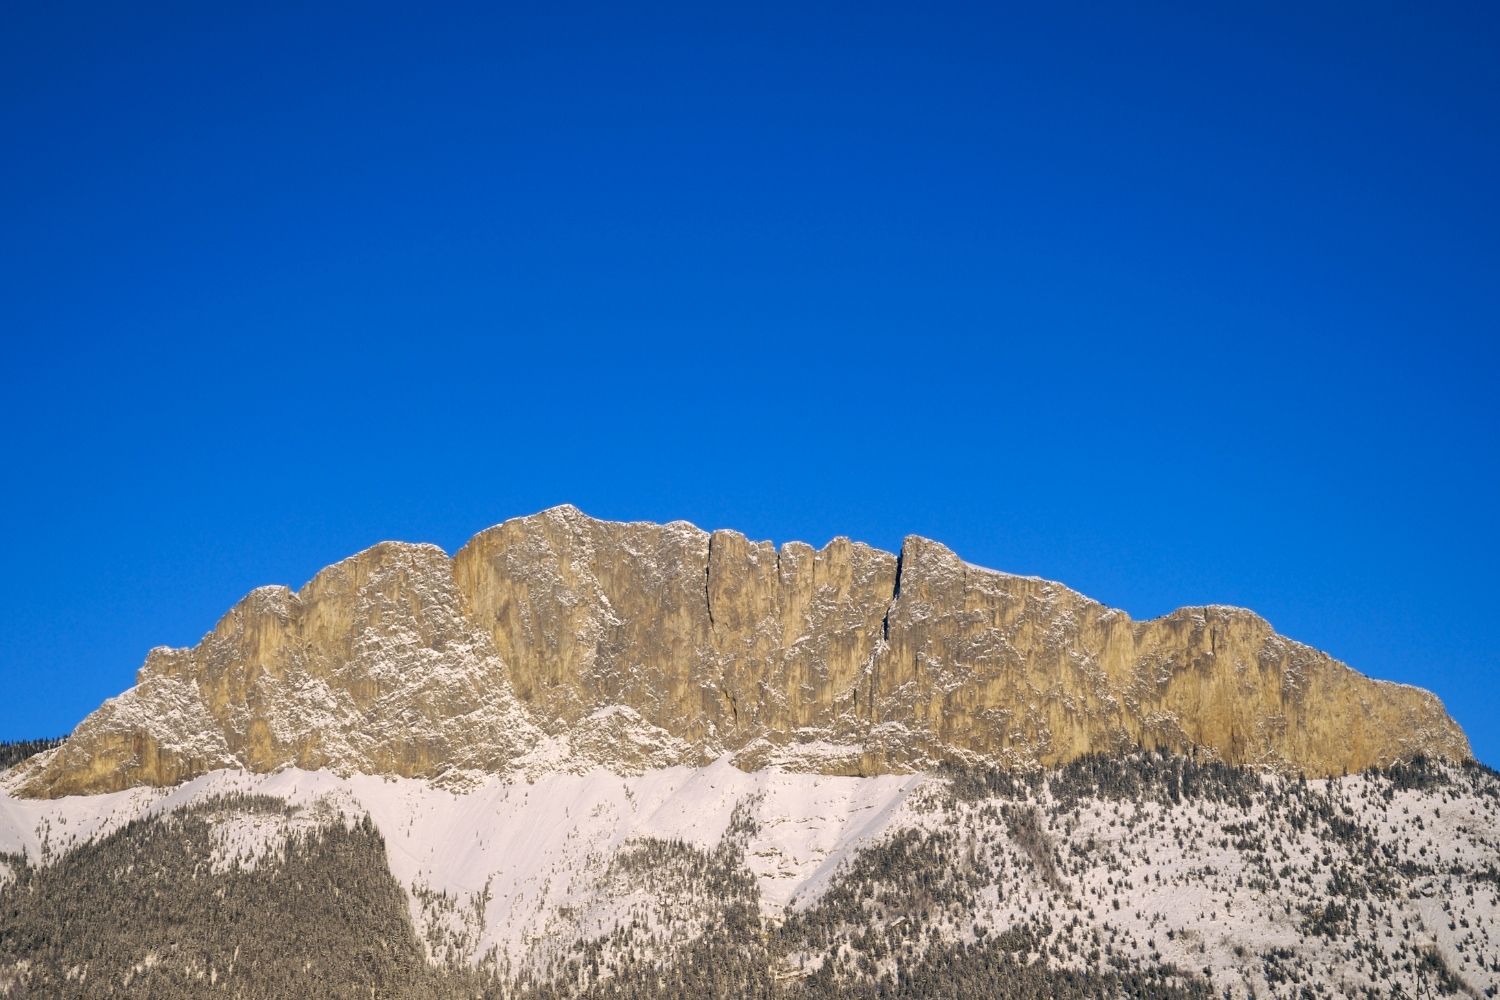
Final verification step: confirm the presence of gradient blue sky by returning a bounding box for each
[2,4,1496,763]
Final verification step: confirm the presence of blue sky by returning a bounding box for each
[2,3,1496,763]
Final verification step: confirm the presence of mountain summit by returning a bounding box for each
[14,506,1468,797]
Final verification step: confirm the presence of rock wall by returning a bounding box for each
[13,505,1470,797]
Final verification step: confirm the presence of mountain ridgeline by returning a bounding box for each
[13,506,1469,798]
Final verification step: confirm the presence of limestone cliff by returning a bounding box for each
[12,505,1470,797]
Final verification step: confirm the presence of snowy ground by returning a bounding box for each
[2,758,1497,997]
[0,760,922,969]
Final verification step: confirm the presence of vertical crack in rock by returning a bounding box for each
[704,531,715,632]
[881,541,905,642]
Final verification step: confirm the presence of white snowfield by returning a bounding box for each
[2,759,1498,998]
[0,760,921,966]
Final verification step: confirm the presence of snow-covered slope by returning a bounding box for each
[0,761,918,969]
[3,755,1497,998]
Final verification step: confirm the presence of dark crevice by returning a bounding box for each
[704,532,715,631]
[881,541,905,642]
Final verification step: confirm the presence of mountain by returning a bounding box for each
[2,507,1494,999]
[9,505,1469,799]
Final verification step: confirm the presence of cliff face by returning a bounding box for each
[14,506,1469,797]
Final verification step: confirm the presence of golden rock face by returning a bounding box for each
[15,506,1470,797]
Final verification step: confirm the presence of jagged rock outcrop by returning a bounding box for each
[13,505,1470,797]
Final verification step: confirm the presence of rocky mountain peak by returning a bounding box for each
[11,507,1470,798]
